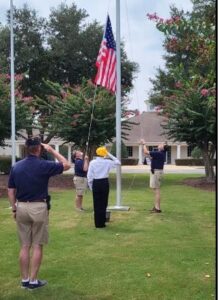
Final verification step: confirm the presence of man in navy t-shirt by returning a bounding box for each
[8,137,70,290]
[141,139,167,213]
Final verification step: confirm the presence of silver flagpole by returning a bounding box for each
[10,0,16,166]
[108,0,129,211]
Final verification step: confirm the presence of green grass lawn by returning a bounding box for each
[0,174,215,300]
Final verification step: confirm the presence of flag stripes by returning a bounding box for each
[94,15,116,94]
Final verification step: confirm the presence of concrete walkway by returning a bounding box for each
[65,164,206,175]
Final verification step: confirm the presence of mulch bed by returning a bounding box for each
[183,177,215,192]
[0,174,215,198]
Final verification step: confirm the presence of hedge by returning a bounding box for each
[175,158,216,166]
[121,158,138,165]
[0,156,21,174]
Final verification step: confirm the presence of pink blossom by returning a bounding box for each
[48,95,57,103]
[146,13,159,20]
[147,13,181,25]
[201,89,208,96]
[15,74,24,81]
[72,114,80,119]
[15,89,20,96]
[175,81,182,88]
[60,91,67,99]
[22,96,33,103]
[169,95,177,100]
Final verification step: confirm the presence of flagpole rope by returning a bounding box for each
[124,0,144,138]
[115,0,146,194]
[85,12,116,156]
[85,84,98,155]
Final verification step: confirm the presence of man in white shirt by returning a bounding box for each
[87,147,121,228]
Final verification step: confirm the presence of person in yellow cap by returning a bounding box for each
[87,146,121,228]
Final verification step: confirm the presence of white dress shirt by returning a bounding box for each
[87,153,121,190]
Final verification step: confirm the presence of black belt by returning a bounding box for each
[17,199,46,203]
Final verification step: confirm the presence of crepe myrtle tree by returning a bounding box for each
[147,1,216,181]
[36,79,134,158]
[0,73,33,147]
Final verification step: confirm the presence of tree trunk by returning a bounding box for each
[201,145,215,183]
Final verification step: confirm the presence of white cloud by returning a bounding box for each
[0,0,193,111]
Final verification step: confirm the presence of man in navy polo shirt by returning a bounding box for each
[8,137,70,290]
[141,139,168,213]
[72,150,89,211]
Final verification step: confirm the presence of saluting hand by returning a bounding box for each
[41,143,54,153]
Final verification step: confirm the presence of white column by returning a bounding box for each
[68,144,72,163]
[55,144,59,161]
[138,144,143,165]
[177,144,181,159]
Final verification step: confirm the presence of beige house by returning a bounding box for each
[121,112,190,165]
[0,131,73,163]
[0,112,191,165]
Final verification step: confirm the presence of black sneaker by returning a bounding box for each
[28,280,47,290]
[21,281,29,289]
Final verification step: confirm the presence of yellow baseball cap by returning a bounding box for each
[96,146,108,157]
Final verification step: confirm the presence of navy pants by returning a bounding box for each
[92,178,109,228]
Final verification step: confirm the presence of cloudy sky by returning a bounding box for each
[0,0,193,111]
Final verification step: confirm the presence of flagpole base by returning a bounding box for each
[107,205,130,211]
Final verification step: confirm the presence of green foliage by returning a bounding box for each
[147,1,216,180]
[191,146,202,159]
[0,3,137,98]
[0,77,11,146]
[0,3,138,144]
[110,140,129,158]
[0,74,33,146]
[37,80,117,155]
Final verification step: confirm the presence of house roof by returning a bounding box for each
[123,111,170,145]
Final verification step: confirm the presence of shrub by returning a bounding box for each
[110,140,129,158]
[0,156,21,174]
[191,147,202,159]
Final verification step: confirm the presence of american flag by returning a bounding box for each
[94,15,116,94]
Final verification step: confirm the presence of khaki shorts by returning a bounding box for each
[73,176,88,196]
[16,202,49,246]
[150,170,163,189]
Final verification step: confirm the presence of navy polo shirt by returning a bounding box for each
[150,150,166,170]
[8,155,63,201]
[74,158,87,177]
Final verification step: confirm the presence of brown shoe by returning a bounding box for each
[150,207,162,213]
